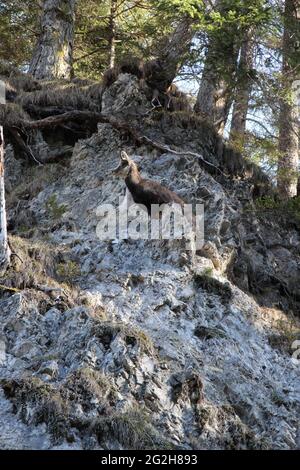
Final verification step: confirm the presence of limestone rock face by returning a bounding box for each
[101,73,150,118]
[0,74,300,450]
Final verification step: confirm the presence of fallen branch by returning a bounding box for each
[8,128,43,165]
[17,110,103,130]
[139,135,226,176]
[0,284,20,293]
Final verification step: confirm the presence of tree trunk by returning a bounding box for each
[229,28,255,146]
[0,126,11,276]
[109,0,118,69]
[144,15,195,93]
[277,0,300,199]
[194,1,240,136]
[29,0,76,80]
[194,52,239,136]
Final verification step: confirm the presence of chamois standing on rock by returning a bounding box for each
[113,151,185,214]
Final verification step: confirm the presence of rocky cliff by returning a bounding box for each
[0,74,299,450]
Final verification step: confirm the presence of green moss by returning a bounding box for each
[202,267,214,277]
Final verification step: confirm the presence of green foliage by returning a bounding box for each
[45,195,67,220]
[157,0,206,18]
[74,0,173,79]
[254,196,300,226]
[56,260,81,282]
[0,0,41,67]
[201,267,214,277]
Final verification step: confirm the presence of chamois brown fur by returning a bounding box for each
[114,151,185,214]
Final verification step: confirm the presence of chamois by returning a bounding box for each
[113,151,185,214]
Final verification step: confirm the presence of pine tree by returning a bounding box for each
[277,0,300,198]
[29,0,76,80]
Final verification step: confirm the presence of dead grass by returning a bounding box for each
[55,260,81,283]
[268,319,300,355]
[1,373,170,448]
[0,103,30,127]
[7,163,63,210]
[258,307,300,355]
[17,81,103,112]
[92,406,173,450]
[0,236,75,303]
[193,402,270,450]
[62,368,118,412]
[1,377,71,442]
[91,321,155,355]
[194,273,233,303]
[148,109,215,131]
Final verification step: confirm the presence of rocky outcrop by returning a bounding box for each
[0,74,299,449]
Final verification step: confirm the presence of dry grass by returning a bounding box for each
[17,81,103,111]
[0,236,76,305]
[91,321,155,355]
[93,407,171,450]
[259,307,300,355]
[0,103,30,127]
[1,377,71,442]
[1,373,170,448]
[193,402,270,450]
[1,236,57,290]
[194,273,233,303]
[7,163,64,210]
[62,368,118,411]
[268,316,300,355]
[260,306,300,333]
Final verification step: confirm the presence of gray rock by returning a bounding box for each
[37,360,59,378]
[0,74,299,451]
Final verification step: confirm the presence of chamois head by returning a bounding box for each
[113,151,138,178]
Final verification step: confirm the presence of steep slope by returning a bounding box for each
[0,74,299,450]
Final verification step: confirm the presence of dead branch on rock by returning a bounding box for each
[3,109,223,174]
[8,128,43,165]
[0,284,20,293]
